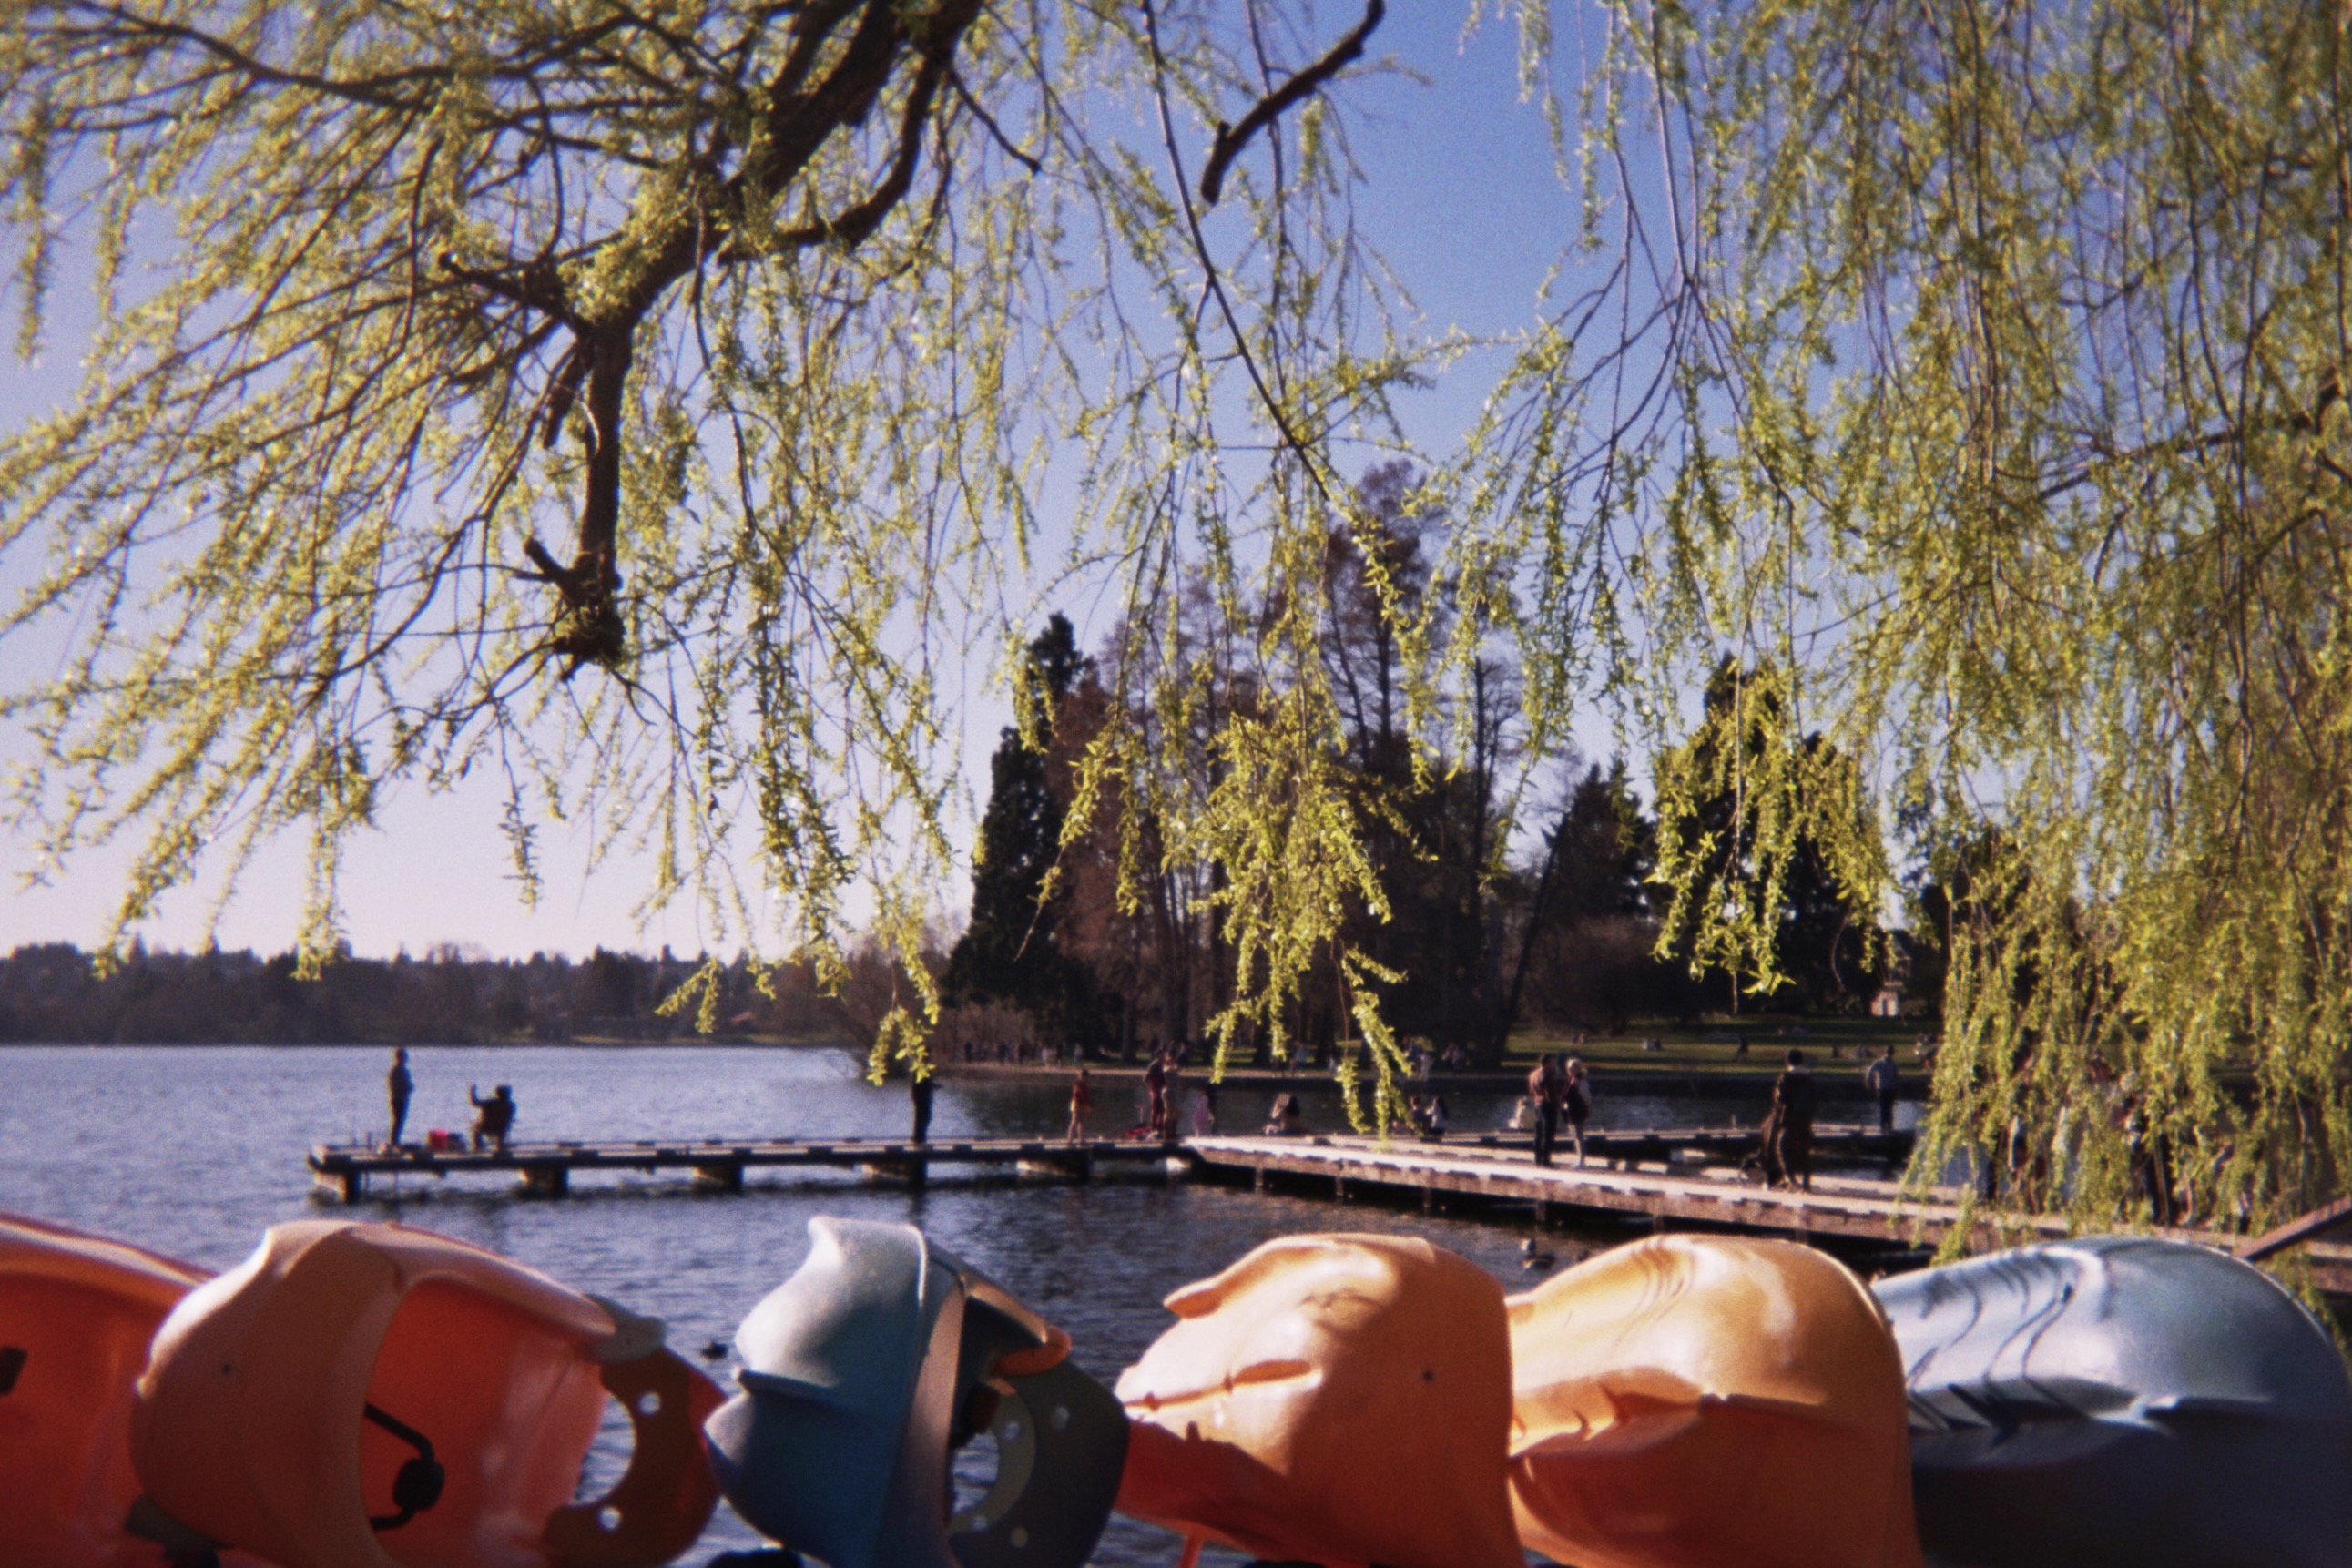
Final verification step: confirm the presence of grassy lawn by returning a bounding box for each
[1502,1015,1934,1077]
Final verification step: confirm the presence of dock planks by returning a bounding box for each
[307,1124,2350,1298]
[308,1135,1179,1202]
[1186,1134,2352,1296]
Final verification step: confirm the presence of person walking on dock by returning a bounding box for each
[468,1083,515,1153]
[1770,1051,1818,1192]
[385,1047,412,1148]
[910,1069,935,1144]
[1066,1068,1094,1144]
[1864,1044,1900,1134]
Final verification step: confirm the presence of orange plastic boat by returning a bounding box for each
[130,1218,721,1568]
[1506,1235,1923,1568]
[1114,1233,1522,1568]
[0,1214,229,1568]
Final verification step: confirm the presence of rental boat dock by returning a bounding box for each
[308,1135,1178,1203]
[308,1122,1902,1205]
[1183,1134,2352,1294]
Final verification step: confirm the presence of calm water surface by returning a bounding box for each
[0,1044,1895,1565]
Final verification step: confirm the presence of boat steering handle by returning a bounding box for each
[361,1403,445,1532]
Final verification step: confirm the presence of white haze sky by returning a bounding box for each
[0,6,1633,961]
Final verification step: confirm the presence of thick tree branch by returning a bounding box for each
[771,46,954,249]
[1197,0,1384,208]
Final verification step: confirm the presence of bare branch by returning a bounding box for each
[1197,0,1383,208]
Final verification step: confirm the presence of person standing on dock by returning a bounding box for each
[1563,1057,1593,1167]
[1528,1054,1562,1166]
[386,1047,413,1149]
[1190,1081,1220,1138]
[1143,1048,1171,1141]
[1770,1051,1818,1191]
[1066,1068,1094,1144]
[1864,1044,1900,1133]
[910,1069,935,1144]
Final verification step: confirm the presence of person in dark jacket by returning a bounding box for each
[910,1070,935,1144]
[468,1082,515,1152]
[386,1046,413,1148]
[1563,1057,1593,1167]
[1769,1050,1818,1191]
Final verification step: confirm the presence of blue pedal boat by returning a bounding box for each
[705,1217,1126,1568]
[1874,1236,2352,1568]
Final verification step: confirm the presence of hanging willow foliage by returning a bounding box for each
[5,0,2347,1210]
[1451,0,2352,1235]
[0,0,1503,1106]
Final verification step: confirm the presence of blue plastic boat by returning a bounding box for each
[704,1217,1126,1568]
[1873,1236,2352,1568]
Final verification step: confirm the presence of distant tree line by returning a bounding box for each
[0,942,864,1046]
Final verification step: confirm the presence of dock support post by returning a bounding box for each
[1421,1184,1435,1214]
[1532,1197,1549,1228]
[693,1162,745,1194]
[341,1170,363,1204]
[519,1163,568,1197]
[1334,1175,1348,1202]
[1253,1167,1267,1194]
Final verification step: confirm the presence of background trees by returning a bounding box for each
[942,615,1101,1043]
[1650,659,1887,1015]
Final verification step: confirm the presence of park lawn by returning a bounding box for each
[1502,1016,1932,1079]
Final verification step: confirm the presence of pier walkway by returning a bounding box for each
[308,1135,1177,1203]
[309,1121,1903,1204]
[307,1124,2351,1296]
[1185,1134,2352,1295]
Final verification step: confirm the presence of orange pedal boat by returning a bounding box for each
[0,1213,234,1568]
[130,1218,721,1568]
[1114,1233,1522,1568]
[1506,1235,1922,1568]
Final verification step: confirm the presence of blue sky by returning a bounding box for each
[0,5,1617,961]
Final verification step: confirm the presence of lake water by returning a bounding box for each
[0,1044,1895,1565]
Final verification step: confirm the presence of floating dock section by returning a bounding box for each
[308,1135,1177,1203]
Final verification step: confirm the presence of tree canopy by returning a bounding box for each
[0,0,1453,1076]
[1452,0,2352,1236]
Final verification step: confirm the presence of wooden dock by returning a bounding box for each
[308,1122,1901,1204]
[308,1135,1181,1203]
[306,1125,2352,1298]
[1185,1134,2352,1295]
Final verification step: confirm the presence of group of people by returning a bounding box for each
[1523,1054,1594,1167]
[383,1047,517,1153]
[1052,1048,1217,1145]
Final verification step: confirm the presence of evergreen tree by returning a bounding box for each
[1652,659,1887,1013]
[944,616,1097,1041]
